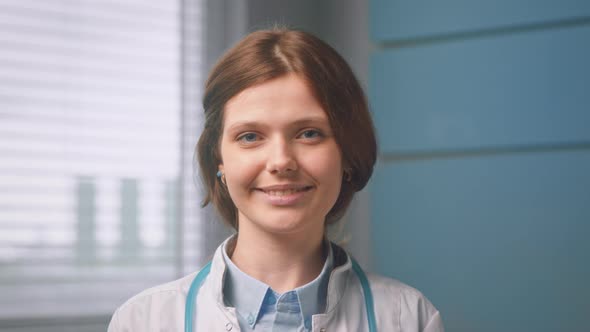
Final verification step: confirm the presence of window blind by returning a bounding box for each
[0,0,207,326]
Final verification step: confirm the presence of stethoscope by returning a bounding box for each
[184,257,377,332]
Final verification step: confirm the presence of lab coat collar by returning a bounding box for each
[324,242,352,313]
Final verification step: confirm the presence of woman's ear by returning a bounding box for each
[217,164,226,185]
[341,162,352,182]
[343,168,352,182]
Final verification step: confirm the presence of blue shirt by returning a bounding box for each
[222,238,334,331]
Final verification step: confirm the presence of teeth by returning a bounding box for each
[266,188,303,196]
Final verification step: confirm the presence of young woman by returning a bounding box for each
[109,28,444,332]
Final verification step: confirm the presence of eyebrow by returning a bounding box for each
[226,116,330,132]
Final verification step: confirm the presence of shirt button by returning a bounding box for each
[225,322,233,331]
[247,313,255,325]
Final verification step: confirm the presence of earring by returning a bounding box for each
[216,170,226,185]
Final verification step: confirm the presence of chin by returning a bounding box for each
[237,205,327,236]
[263,217,307,233]
[255,213,317,235]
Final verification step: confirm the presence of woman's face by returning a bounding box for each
[219,74,343,237]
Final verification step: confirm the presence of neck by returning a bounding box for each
[229,227,326,293]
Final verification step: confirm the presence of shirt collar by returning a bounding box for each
[222,237,268,327]
[221,236,334,328]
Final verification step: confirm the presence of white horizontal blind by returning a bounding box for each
[0,0,205,324]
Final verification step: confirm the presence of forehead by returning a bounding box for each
[223,74,328,126]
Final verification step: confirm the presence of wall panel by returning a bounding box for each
[370,0,590,42]
[370,25,590,154]
[371,151,590,331]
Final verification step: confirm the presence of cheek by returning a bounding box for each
[221,149,261,191]
[303,145,343,187]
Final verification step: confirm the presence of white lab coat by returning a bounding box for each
[108,241,445,332]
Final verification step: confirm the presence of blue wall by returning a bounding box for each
[369,1,590,331]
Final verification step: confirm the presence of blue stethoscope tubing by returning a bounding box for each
[184,257,377,332]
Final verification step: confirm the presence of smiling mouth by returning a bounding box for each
[254,186,314,206]
[256,186,314,196]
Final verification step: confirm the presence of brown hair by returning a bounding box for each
[197,27,377,230]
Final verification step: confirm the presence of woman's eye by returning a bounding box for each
[237,133,259,143]
[300,129,322,139]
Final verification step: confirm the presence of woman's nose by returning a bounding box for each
[265,138,298,175]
